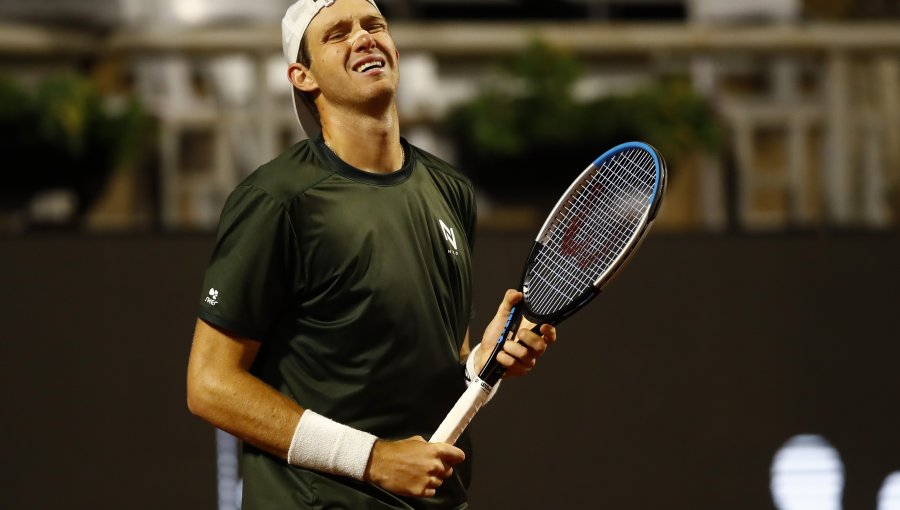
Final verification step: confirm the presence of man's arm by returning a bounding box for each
[186,319,300,458]
[186,319,464,497]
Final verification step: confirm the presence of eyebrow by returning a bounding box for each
[318,14,386,41]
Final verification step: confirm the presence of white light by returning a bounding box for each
[879,472,900,510]
[770,434,844,510]
[216,429,242,510]
[172,0,210,25]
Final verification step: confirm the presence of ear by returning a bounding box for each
[288,63,319,93]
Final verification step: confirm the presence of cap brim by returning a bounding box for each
[292,87,321,139]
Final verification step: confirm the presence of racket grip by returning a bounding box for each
[480,303,525,385]
[429,377,493,445]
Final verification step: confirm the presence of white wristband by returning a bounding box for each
[465,343,500,402]
[287,410,377,480]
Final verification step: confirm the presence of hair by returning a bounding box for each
[298,33,312,68]
[295,32,319,122]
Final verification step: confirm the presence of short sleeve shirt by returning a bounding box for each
[198,136,476,509]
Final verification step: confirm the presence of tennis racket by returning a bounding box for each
[430,141,667,445]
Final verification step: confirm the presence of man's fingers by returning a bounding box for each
[495,350,515,368]
[495,289,523,318]
[503,337,534,358]
[498,324,558,374]
[540,324,558,344]
[514,329,547,355]
[495,351,534,375]
[434,443,466,465]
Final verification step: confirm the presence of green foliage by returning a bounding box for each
[448,40,589,158]
[0,75,150,212]
[0,78,42,157]
[583,79,723,166]
[445,39,722,194]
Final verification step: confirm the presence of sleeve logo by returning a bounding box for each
[205,288,219,306]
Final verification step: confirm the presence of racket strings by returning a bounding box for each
[527,148,657,315]
[529,151,651,312]
[546,147,652,273]
[552,149,653,266]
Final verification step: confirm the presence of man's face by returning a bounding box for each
[302,0,399,111]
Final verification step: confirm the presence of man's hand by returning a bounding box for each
[473,289,558,378]
[364,436,465,497]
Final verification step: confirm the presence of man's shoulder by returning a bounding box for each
[239,139,334,204]
[411,144,473,191]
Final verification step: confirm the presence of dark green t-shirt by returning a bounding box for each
[198,136,476,509]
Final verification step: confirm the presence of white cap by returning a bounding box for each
[282,0,380,139]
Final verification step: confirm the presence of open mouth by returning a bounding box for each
[353,58,386,73]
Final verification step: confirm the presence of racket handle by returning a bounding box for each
[429,377,493,445]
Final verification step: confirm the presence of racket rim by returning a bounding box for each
[522,140,667,321]
[534,141,665,244]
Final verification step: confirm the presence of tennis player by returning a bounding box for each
[186,0,557,508]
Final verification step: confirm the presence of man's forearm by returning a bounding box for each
[187,365,302,460]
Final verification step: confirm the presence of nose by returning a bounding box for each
[350,29,375,52]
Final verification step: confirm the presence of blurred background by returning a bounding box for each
[0,0,898,509]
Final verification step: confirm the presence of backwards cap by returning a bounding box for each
[282,0,381,139]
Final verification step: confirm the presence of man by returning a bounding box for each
[186,0,557,508]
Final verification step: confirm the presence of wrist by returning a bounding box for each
[464,343,501,401]
[287,410,378,480]
[464,343,483,381]
[363,439,385,484]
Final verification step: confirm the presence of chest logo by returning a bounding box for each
[439,219,459,255]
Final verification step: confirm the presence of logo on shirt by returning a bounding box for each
[439,219,459,256]
[205,288,219,306]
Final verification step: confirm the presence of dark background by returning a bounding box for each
[1,232,898,509]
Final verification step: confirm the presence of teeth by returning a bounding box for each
[355,60,384,73]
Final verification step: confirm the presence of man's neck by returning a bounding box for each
[320,106,403,174]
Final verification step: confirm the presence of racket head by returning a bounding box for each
[520,141,667,324]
